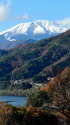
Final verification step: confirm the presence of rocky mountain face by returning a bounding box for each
[0,20,70,49]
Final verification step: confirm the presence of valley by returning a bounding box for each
[0,27,70,125]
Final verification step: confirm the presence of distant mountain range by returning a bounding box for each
[0,29,70,82]
[0,20,70,49]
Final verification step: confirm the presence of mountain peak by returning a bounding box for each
[0,20,69,37]
[0,20,70,49]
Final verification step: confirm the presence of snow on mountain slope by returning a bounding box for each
[0,20,70,48]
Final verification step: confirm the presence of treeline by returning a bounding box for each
[0,81,32,90]
[0,105,59,125]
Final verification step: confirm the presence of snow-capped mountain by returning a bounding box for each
[0,20,70,49]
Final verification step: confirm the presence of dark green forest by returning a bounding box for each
[0,30,70,82]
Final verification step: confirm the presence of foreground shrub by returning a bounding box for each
[0,105,59,125]
[26,90,50,107]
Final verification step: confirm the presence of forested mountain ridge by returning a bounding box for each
[0,49,9,57]
[0,29,70,81]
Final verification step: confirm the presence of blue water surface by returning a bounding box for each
[0,96,27,106]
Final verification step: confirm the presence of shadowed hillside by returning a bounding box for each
[0,29,70,81]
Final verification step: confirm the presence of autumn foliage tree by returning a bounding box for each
[0,105,59,125]
[44,66,70,118]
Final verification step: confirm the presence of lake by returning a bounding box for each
[0,96,27,106]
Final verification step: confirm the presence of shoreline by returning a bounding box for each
[0,90,29,97]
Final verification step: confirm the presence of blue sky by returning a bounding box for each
[0,0,70,32]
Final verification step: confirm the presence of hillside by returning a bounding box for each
[43,65,70,93]
[0,29,70,81]
[27,65,70,125]
[0,39,37,50]
[44,65,70,119]
[0,49,9,57]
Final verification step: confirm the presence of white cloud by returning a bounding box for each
[0,1,30,21]
[16,14,30,21]
[0,0,11,21]
[56,17,70,25]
